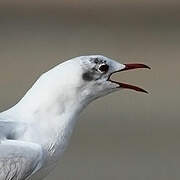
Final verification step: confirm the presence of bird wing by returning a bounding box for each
[0,120,26,139]
[0,140,44,180]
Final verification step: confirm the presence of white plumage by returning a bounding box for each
[0,55,149,180]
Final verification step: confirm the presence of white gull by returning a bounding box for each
[0,55,150,180]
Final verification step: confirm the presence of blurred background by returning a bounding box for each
[0,0,180,179]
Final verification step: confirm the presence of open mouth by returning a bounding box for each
[108,64,150,93]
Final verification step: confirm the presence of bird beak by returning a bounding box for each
[108,63,150,93]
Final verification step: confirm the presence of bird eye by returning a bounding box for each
[94,58,99,64]
[99,64,109,73]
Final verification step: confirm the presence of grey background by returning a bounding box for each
[0,1,180,179]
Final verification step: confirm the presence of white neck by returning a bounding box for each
[8,59,89,118]
[3,61,91,163]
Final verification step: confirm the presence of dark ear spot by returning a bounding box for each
[94,58,99,64]
[82,72,94,81]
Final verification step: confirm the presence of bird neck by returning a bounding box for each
[3,73,88,162]
[10,63,89,119]
[11,79,87,123]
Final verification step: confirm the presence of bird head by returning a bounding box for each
[64,55,150,103]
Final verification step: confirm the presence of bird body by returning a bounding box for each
[0,55,149,180]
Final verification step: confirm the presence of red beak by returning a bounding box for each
[122,63,151,72]
[109,63,150,93]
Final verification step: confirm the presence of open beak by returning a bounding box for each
[108,63,150,93]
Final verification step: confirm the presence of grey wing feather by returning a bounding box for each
[0,140,44,180]
[0,120,26,140]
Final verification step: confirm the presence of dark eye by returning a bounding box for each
[94,58,99,64]
[99,64,109,73]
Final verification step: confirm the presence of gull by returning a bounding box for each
[0,55,150,180]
